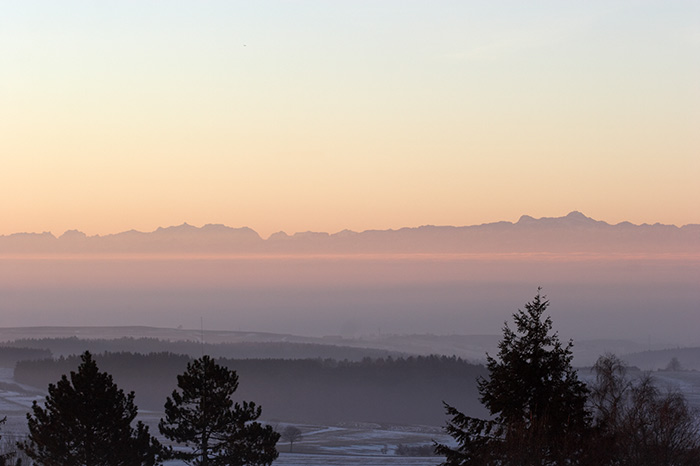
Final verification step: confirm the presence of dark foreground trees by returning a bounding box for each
[437,290,592,465]
[438,290,700,466]
[590,354,700,465]
[159,355,279,466]
[19,351,162,466]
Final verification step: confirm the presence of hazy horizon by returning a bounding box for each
[2,210,699,240]
[1,252,697,347]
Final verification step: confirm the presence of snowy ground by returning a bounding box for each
[651,371,700,406]
[578,369,700,408]
[0,367,45,443]
[163,455,438,466]
[152,422,449,465]
[0,367,447,464]
[6,365,700,466]
[273,453,440,465]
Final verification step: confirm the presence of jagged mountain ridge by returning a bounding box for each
[1,212,698,254]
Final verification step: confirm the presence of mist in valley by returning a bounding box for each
[1,252,697,347]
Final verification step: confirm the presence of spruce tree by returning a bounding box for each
[437,290,591,465]
[159,355,279,466]
[19,351,162,466]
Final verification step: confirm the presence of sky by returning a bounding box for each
[1,1,699,238]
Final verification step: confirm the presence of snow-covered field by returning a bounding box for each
[0,367,447,465]
[273,453,439,465]
[163,454,437,466]
[652,371,700,406]
[5,365,700,466]
[153,422,449,465]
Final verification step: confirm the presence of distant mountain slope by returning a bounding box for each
[1,212,698,254]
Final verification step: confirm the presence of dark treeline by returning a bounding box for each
[14,352,487,426]
[15,352,189,410]
[0,347,51,368]
[5,337,398,361]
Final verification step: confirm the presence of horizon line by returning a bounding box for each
[3,211,699,239]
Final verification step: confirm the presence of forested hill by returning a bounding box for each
[2,336,400,361]
[14,352,487,426]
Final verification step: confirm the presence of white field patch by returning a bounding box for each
[651,371,700,407]
[165,453,440,466]
[274,453,440,465]
[272,422,449,462]
[154,422,450,464]
[0,367,44,418]
[0,367,45,444]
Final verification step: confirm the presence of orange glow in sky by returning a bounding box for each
[1,1,698,237]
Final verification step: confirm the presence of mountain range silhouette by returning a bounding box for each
[2,212,698,254]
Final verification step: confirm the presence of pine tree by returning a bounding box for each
[19,351,162,466]
[437,289,591,465]
[158,355,279,466]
